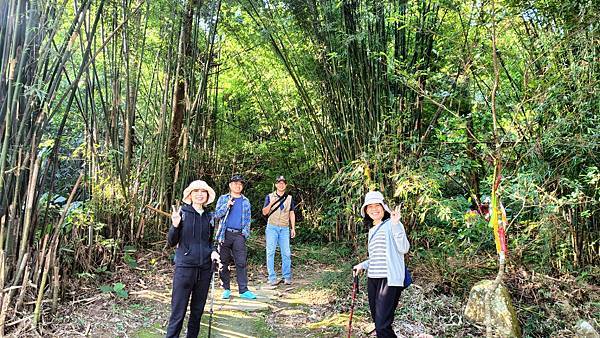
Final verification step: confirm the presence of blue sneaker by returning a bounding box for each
[239,290,256,299]
[222,289,231,299]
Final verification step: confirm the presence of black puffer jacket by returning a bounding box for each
[167,204,214,268]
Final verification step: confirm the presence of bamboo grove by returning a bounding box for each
[0,0,598,333]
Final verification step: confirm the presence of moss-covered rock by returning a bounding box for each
[575,320,600,338]
[464,279,521,338]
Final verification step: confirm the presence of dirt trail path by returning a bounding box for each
[45,255,357,338]
[195,278,319,338]
[28,244,465,338]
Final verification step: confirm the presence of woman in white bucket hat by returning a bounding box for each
[353,191,410,338]
[165,180,228,338]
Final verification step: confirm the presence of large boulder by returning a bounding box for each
[464,279,522,338]
[575,320,600,338]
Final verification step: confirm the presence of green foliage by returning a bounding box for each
[252,313,277,338]
[124,253,138,268]
[99,283,129,299]
[7,0,597,334]
[312,268,354,298]
[123,246,138,268]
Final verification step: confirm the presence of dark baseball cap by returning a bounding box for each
[275,175,286,183]
[230,174,245,184]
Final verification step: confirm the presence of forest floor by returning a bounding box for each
[10,240,472,337]
[8,238,599,337]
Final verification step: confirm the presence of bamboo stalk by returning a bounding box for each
[50,266,59,314]
[7,252,27,300]
[33,245,52,327]
[14,263,29,316]
[33,234,49,286]
[15,146,41,278]
[0,251,4,319]
[0,293,9,337]
[145,205,170,218]
[0,251,4,303]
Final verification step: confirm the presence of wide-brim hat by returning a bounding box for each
[360,191,391,217]
[182,180,216,205]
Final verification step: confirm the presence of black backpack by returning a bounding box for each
[293,199,304,223]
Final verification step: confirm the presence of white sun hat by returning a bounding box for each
[360,191,391,217]
[182,180,216,205]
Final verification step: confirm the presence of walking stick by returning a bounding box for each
[208,259,218,337]
[208,202,231,337]
[347,272,359,338]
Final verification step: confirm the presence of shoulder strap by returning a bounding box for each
[267,193,288,218]
[368,221,386,243]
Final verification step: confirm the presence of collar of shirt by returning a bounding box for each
[192,205,204,215]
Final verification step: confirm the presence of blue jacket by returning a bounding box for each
[214,193,252,241]
[359,219,410,286]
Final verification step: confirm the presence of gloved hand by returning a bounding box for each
[211,251,221,264]
[353,264,364,276]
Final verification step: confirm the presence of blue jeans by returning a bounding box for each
[266,224,292,283]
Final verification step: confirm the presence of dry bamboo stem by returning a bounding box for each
[51,266,59,314]
[0,250,5,292]
[0,293,9,337]
[15,151,42,273]
[145,205,171,218]
[7,252,28,301]
[0,218,4,253]
[33,246,52,327]
[0,250,5,337]
[54,171,84,236]
[14,264,30,316]
[33,234,49,286]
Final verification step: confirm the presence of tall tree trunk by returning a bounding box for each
[167,0,198,203]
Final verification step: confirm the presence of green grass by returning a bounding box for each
[132,322,163,338]
[252,313,277,337]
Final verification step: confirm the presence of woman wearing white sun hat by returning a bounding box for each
[353,191,410,338]
[165,180,228,338]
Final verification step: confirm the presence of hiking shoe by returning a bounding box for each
[263,280,279,289]
[222,289,231,299]
[239,290,256,299]
[284,279,292,285]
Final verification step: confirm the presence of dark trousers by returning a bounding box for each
[219,231,248,293]
[166,266,212,338]
[367,277,404,338]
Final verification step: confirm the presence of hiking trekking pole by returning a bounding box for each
[347,271,359,338]
[208,259,218,337]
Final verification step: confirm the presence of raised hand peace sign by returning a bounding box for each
[390,205,402,224]
[171,205,182,227]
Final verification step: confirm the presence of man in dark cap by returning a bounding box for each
[262,175,297,286]
[214,174,256,299]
